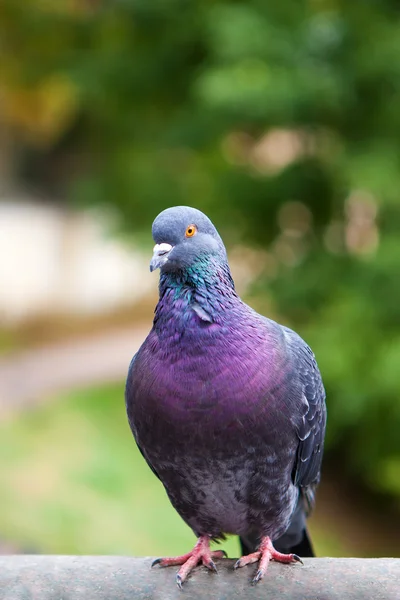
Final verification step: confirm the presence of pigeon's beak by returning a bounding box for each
[150,243,173,272]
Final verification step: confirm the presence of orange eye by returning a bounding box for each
[185,224,197,238]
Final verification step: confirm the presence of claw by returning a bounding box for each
[207,560,218,573]
[176,574,183,590]
[151,558,162,568]
[292,554,304,565]
[252,570,263,585]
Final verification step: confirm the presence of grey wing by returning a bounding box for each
[240,323,326,555]
[125,352,161,482]
[283,327,327,510]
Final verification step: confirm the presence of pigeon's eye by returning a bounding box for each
[185,224,197,238]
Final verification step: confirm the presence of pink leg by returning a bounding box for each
[234,536,302,584]
[152,536,227,588]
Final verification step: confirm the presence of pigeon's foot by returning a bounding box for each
[234,536,302,584]
[152,535,227,588]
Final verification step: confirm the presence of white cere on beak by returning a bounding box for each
[153,243,173,254]
[150,242,174,272]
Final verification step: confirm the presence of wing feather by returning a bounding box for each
[282,327,327,497]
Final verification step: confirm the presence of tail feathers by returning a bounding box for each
[274,526,314,557]
[239,534,258,557]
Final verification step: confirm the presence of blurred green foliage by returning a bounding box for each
[1,1,399,505]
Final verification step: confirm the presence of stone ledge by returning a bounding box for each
[0,555,399,600]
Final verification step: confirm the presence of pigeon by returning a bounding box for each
[125,206,326,587]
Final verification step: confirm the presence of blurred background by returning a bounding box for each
[0,0,399,559]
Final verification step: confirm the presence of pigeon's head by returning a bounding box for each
[150,206,227,273]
